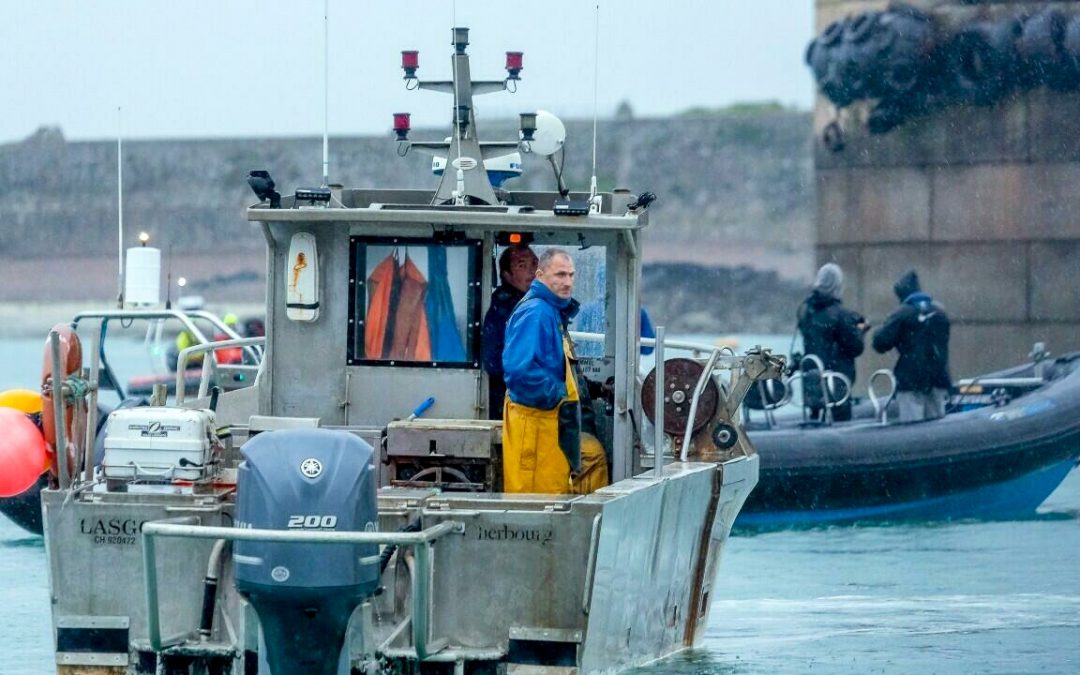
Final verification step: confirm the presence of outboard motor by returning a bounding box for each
[234,429,379,675]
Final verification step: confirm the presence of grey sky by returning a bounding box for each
[3,1,815,145]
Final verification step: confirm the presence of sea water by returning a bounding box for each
[3,336,1079,674]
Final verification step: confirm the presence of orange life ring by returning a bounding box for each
[40,324,84,480]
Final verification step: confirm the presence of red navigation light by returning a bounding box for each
[505,51,523,80]
[393,113,411,141]
[401,50,419,78]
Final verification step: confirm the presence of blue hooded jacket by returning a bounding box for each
[872,269,951,391]
[503,279,580,410]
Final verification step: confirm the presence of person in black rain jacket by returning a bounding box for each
[481,245,538,419]
[797,263,868,422]
[872,269,951,423]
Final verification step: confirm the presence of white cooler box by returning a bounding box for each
[103,407,219,481]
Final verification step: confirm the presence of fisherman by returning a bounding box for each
[872,268,952,423]
[796,262,868,422]
[482,245,538,419]
[502,248,608,494]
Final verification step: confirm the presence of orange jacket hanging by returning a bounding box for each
[365,254,396,358]
[388,255,432,360]
[365,252,432,361]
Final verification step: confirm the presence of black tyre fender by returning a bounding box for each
[1017,8,1067,86]
[822,121,846,152]
[1059,14,1080,89]
[819,18,848,48]
[844,11,882,45]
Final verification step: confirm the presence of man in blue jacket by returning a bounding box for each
[502,248,607,494]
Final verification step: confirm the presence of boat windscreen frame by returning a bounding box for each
[346,234,483,369]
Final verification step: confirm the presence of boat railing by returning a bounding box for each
[742,379,793,429]
[70,309,263,401]
[175,337,266,404]
[569,331,746,370]
[956,376,1046,389]
[570,330,784,462]
[47,329,100,490]
[868,369,898,424]
[141,519,465,659]
[785,354,851,425]
[186,309,264,364]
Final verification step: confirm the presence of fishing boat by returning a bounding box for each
[734,346,1080,527]
[30,28,784,675]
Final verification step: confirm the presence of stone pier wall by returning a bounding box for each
[814,0,1080,384]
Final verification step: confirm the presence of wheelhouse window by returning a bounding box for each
[348,236,482,367]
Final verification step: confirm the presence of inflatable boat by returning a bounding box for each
[738,348,1080,527]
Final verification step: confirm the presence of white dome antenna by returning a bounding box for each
[522,110,566,157]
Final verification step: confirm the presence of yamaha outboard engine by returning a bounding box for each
[234,429,379,675]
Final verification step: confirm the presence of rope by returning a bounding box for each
[61,376,91,404]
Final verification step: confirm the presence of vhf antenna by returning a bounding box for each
[116,106,125,309]
[321,0,330,187]
[588,3,602,214]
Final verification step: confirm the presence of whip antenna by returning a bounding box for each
[322,0,330,186]
[116,107,124,308]
[588,3,602,213]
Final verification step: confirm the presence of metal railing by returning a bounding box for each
[868,369,898,424]
[569,330,778,464]
[175,336,265,404]
[141,519,464,659]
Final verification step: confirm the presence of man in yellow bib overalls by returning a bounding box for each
[501,248,608,494]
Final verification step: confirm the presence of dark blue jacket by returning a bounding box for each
[872,270,951,392]
[503,280,580,410]
[481,284,525,377]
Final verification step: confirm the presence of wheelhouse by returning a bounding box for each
[248,189,650,481]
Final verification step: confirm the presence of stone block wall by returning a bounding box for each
[814,0,1080,383]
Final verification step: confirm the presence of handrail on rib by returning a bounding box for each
[175,336,265,404]
[142,520,463,658]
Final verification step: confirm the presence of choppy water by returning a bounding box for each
[4,336,1080,673]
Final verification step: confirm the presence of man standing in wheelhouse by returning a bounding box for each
[501,248,608,494]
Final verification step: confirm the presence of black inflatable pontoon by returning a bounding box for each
[739,351,1080,527]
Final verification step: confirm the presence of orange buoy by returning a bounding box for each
[40,324,84,479]
[0,408,49,497]
[0,388,43,415]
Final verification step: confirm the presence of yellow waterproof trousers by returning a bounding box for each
[502,400,608,494]
[502,340,608,495]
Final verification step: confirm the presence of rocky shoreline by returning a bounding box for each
[0,262,805,340]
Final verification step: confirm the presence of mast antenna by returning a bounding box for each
[322,0,330,187]
[451,1,466,205]
[588,3,602,213]
[165,244,173,310]
[116,106,125,308]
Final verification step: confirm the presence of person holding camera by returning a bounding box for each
[796,262,869,422]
